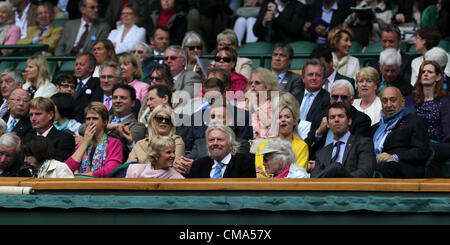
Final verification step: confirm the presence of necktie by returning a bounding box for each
[111,117,121,124]
[8,118,16,132]
[331,141,344,163]
[212,162,225,178]
[39,26,46,37]
[0,101,8,118]
[300,92,312,121]
[105,96,112,110]
[71,23,89,55]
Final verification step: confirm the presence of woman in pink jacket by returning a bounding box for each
[0,2,20,55]
[119,53,150,102]
[66,102,123,177]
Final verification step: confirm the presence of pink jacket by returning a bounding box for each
[129,79,150,102]
[66,136,123,177]
[1,25,20,55]
[125,164,185,179]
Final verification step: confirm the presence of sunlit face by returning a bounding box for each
[327,107,352,139]
[149,70,169,87]
[249,73,267,92]
[25,61,39,82]
[207,129,232,161]
[29,108,54,135]
[0,7,10,25]
[356,77,378,98]
[381,31,401,50]
[150,29,169,53]
[335,32,352,57]
[271,48,291,73]
[217,38,236,50]
[120,7,136,26]
[214,50,235,72]
[100,66,121,95]
[420,64,441,87]
[119,59,137,82]
[85,111,107,136]
[278,107,295,137]
[330,86,353,109]
[132,45,147,62]
[154,144,175,170]
[263,153,284,176]
[184,41,203,61]
[7,89,30,118]
[380,64,400,83]
[93,42,108,65]
[152,112,172,136]
[146,88,168,112]
[414,34,427,53]
[0,74,22,98]
[163,49,185,76]
[112,88,134,117]
[56,80,76,96]
[75,54,94,80]
[381,87,404,116]
[303,64,324,92]
[36,5,52,26]
[81,0,99,22]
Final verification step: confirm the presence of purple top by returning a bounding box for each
[416,96,450,143]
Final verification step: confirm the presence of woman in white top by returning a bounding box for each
[107,3,146,55]
[22,136,74,178]
[327,25,360,79]
[352,67,382,125]
[23,54,56,99]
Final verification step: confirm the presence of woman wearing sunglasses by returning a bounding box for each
[182,31,205,73]
[127,104,185,165]
[132,42,158,84]
[212,47,248,101]
[66,102,123,177]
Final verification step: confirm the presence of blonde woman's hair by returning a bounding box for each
[119,53,143,80]
[26,54,52,88]
[148,104,176,137]
[277,93,302,140]
[356,66,381,90]
[147,136,175,164]
[249,67,281,93]
[327,25,354,52]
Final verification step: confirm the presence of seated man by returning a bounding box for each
[3,89,34,140]
[55,72,77,97]
[377,48,413,98]
[0,68,24,119]
[311,103,376,178]
[372,86,430,178]
[0,133,32,177]
[189,124,256,178]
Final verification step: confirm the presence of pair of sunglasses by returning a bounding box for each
[214,56,232,63]
[164,56,180,61]
[331,94,349,101]
[154,115,172,123]
[186,45,202,51]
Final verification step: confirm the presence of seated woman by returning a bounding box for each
[181,31,205,73]
[132,42,158,84]
[107,3,146,55]
[413,60,450,163]
[22,54,57,98]
[0,2,20,56]
[128,104,184,164]
[327,25,360,79]
[125,136,184,179]
[92,39,119,78]
[216,29,252,80]
[254,93,309,177]
[258,137,309,178]
[352,67,382,125]
[22,136,74,178]
[51,93,81,135]
[66,102,123,177]
[119,52,150,102]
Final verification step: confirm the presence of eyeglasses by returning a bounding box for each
[8,98,30,104]
[59,83,76,90]
[121,12,134,16]
[100,75,115,80]
[250,80,263,86]
[331,94,349,101]
[214,56,232,63]
[164,56,181,61]
[86,5,98,9]
[132,50,144,54]
[186,45,202,51]
[154,115,172,124]
[150,76,162,82]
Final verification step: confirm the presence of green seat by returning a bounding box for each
[441,161,450,178]
[238,42,274,70]
[288,41,318,55]
[59,60,76,73]
[0,61,16,72]
[421,5,438,28]
[438,40,450,52]
[16,61,26,72]
[364,41,408,53]
[52,18,68,27]
[291,58,309,71]
[349,41,363,55]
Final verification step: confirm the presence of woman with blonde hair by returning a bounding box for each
[127,104,185,164]
[353,67,382,125]
[119,52,150,101]
[125,136,184,178]
[327,25,360,79]
[23,54,56,98]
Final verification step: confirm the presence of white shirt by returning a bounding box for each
[323,70,337,93]
[74,19,91,53]
[37,125,54,137]
[7,116,20,130]
[15,3,31,39]
[209,153,232,178]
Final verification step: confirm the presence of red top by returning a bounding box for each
[157,9,176,26]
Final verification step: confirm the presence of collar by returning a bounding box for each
[333,131,351,145]
[80,16,92,27]
[15,3,31,18]
[304,89,321,97]
[7,116,20,126]
[274,71,287,83]
[112,113,133,123]
[322,1,338,12]
[213,153,232,166]
[173,70,184,81]
[79,76,91,86]
[38,125,53,137]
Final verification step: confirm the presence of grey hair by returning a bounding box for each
[166,45,187,61]
[206,124,240,155]
[379,48,402,66]
[133,42,153,58]
[331,79,355,98]
[424,47,448,68]
[182,31,205,49]
[0,2,14,23]
[302,58,327,78]
[0,133,21,155]
[0,68,24,85]
[217,29,238,46]
[263,138,296,169]
[100,61,122,79]
[147,136,175,165]
[0,119,6,135]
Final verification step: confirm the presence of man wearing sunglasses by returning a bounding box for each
[163,45,202,99]
[55,0,110,56]
[311,79,371,157]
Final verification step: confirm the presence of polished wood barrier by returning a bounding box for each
[1,178,450,192]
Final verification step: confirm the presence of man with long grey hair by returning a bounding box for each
[189,124,256,178]
[0,133,31,177]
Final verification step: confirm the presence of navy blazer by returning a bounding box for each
[74,76,103,123]
[189,153,256,178]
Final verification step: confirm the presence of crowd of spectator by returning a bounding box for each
[0,0,449,179]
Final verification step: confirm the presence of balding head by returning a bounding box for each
[380,86,404,116]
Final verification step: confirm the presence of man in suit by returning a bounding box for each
[294,59,330,147]
[29,97,75,162]
[189,124,256,178]
[10,0,37,39]
[310,46,356,94]
[367,24,413,86]
[0,69,24,119]
[163,45,202,100]
[271,42,303,96]
[0,133,32,177]
[377,48,413,97]
[73,52,103,122]
[54,0,110,56]
[372,86,430,178]
[311,79,372,158]
[2,89,34,140]
[17,1,63,56]
[311,102,376,178]
[150,26,170,57]
[99,61,122,114]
